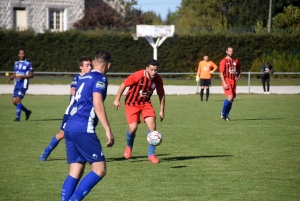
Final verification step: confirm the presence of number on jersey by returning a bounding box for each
[75,83,85,102]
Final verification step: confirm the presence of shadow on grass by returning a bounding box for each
[39,158,66,161]
[106,154,169,162]
[234,118,284,121]
[161,154,233,162]
[34,118,62,121]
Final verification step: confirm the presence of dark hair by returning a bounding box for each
[147,59,159,67]
[77,56,91,67]
[266,62,271,66]
[94,49,111,63]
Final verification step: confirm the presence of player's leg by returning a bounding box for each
[39,114,68,161]
[266,78,270,94]
[205,79,211,101]
[39,130,64,161]
[68,132,106,201]
[61,131,85,201]
[200,79,205,101]
[221,79,234,121]
[13,89,31,121]
[143,104,159,163]
[262,78,266,94]
[124,105,141,159]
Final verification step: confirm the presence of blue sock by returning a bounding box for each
[21,104,29,113]
[126,130,135,149]
[44,135,60,154]
[147,130,156,156]
[16,104,22,119]
[69,171,102,201]
[226,102,233,118]
[221,99,230,115]
[61,175,79,201]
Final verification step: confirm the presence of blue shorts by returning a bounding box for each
[60,114,69,130]
[64,131,105,164]
[13,88,27,99]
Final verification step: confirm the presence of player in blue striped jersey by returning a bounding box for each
[61,50,114,201]
[39,56,92,161]
[7,49,34,121]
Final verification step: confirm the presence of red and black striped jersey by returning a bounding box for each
[123,70,165,106]
[219,57,241,80]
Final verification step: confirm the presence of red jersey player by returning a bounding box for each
[113,59,165,163]
[219,47,241,121]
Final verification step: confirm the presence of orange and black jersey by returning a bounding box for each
[219,57,241,80]
[123,70,165,106]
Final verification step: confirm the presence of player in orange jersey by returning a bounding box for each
[196,55,218,101]
[219,47,241,121]
[113,59,165,164]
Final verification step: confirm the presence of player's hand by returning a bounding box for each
[223,83,229,90]
[159,111,164,122]
[210,71,214,74]
[113,100,120,110]
[6,79,11,84]
[195,75,199,82]
[235,76,240,81]
[106,131,114,147]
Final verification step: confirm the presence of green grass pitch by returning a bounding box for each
[0,94,299,200]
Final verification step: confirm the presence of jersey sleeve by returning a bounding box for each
[123,71,142,87]
[197,62,202,75]
[70,75,78,88]
[28,62,33,72]
[93,75,107,96]
[210,61,218,71]
[219,59,225,73]
[236,59,241,73]
[156,75,165,96]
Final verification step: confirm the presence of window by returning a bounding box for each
[14,8,27,30]
[49,9,64,31]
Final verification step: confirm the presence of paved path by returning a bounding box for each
[0,84,299,95]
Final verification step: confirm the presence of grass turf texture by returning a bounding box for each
[0,94,299,200]
[1,76,300,86]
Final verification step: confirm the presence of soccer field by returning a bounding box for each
[0,94,299,200]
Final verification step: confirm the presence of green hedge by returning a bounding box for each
[0,29,299,73]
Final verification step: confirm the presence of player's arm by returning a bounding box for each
[93,92,114,147]
[7,72,16,84]
[158,94,165,122]
[219,60,228,89]
[113,82,126,110]
[236,61,242,81]
[211,62,218,73]
[196,62,201,77]
[70,87,76,96]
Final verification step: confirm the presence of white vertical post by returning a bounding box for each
[153,47,157,60]
[196,80,199,93]
[248,72,251,94]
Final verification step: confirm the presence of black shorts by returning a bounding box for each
[200,79,211,87]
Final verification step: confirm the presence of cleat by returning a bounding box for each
[39,152,50,161]
[267,92,270,94]
[148,154,160,164]
[224,117,230,121]
[264,92,267,94]
[124,146,132,159]
[25,110,32,121]
[14,118,20,122]
[220,113,224,119]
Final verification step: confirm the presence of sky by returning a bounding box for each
[134,0,182,20]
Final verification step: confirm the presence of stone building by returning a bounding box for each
[0,0,125,33]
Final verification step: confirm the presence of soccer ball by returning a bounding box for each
[147,131,162,146]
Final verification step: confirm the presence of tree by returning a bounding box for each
[273,5,300,32]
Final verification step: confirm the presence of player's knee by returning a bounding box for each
[92,168,107,177]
